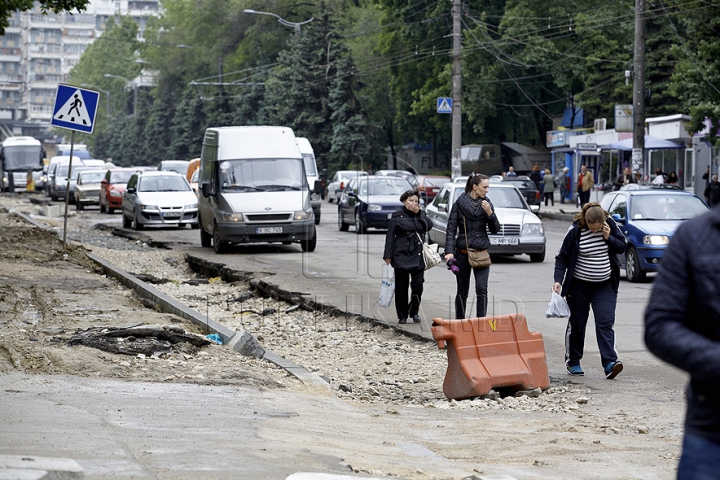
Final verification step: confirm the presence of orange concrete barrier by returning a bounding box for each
[431,314,550,400]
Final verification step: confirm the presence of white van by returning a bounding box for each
[296,137,321,225]
[0,136,45,192]
[197,126,317,253]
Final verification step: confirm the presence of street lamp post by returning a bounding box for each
[243,9,314,36]
[80,83,111,117]
[103,73,136,115]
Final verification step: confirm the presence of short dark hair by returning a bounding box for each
[464,173,488,193]
[400,189,420,203]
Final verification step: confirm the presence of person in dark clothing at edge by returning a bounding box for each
[443,174,501,319]
[553,202,627,378]
[383,189,434,324]
[645,205,720,479]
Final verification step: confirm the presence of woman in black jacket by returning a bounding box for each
[444,174,501,319]
[383,189,434,324]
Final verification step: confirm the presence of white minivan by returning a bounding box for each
[296,137,321,225]
[197,126,318,253]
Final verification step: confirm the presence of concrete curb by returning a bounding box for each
[0,455,83,479]
[87,253,331,389]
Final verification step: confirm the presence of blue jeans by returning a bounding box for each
[677,433,720,479]
[453,251,491,319]
[565,279,618,368]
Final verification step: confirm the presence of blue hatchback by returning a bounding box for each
[600,186,708,282]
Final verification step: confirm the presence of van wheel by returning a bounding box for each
[213,223,227,254]
[122,212,132,228]
[625,247,646,282]
[328,196,333,204]
[76,202,84,211]
[200,224,212,247]
[301,226,317,252]
[314,211,321,225]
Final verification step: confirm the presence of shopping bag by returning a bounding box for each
[545,292,571,318]
[378,263,395,308]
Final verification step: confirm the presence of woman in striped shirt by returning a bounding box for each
[553,203,627,379]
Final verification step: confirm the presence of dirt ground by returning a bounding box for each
[0,195,687,479]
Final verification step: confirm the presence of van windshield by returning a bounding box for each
[219,158,306,192]
[302,154,317,176]
[2,145,42,171]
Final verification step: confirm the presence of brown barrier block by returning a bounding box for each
[431,314,550,400]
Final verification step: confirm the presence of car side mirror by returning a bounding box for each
[611,213,624,224]
[313,179,323,194]
[530,205,540,213]
[347,191,357,198]
[126,187,136,194]
[201,182,212,198]
[439,204,447,212]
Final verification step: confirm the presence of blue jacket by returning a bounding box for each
[445,192,501,253]
[645,205,720,443]
[553,216,626,296]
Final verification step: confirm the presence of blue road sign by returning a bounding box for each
[51,84,100,134]
[437,97,452,114]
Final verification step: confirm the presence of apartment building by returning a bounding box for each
[0,0,159,142]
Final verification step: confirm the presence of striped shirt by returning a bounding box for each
[574,229,611,282]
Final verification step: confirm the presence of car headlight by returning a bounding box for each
[109,190,122,197]
[367,204,382,211]
[644,235,669,245]
[185,203,198,209]
[521,223,544,236]
[219,211,243,222]
[294,210,311,220]
[140,205,159,211]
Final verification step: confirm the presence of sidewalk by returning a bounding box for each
[534,193,580,222]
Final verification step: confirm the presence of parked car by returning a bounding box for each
[158,160,190,176]
[337,175,415,234]
[122,171,199,230]
[426,182,546,262]
[501,177,541,211]
[599,187,708,282]
[375,169,415,180]
[74,169,108,210]
[409,175,451,201]
[100,168,138,213]
[188,168,199,195]
[327,170,368,203]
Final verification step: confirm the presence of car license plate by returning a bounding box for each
[490,237,519,246]
[257,227,283,234]
[162,212,181,218]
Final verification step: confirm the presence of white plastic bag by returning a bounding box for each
[546,292,571,318]
[378,263,395,308]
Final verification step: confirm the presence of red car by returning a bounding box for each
[100,168,138,214]
[411,175,451,201]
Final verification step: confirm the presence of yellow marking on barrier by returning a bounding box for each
[488,318,497,332]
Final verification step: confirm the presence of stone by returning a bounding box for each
[227,330,265,359]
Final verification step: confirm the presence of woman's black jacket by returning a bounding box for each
[383,207,433,270]
[445,192,501,253]
[553,216,627,296]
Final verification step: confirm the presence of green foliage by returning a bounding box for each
[0,0,89,35]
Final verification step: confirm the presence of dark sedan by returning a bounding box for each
[338,176,414,233]
[501,176,541,210]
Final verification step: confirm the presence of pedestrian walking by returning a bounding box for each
[644,206,720,479]
[704,174,720,207]
[552,202,627,378]
[383,189,434,324]
[444,174,501,319]
[577,165,594,206]
[529,165,542,191]
[542,168,555,206]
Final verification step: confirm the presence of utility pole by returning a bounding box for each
[450,0,462,180]
[632,0,646,177]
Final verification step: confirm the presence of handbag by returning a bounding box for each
[416,233,442,270]
[463,217,491,268]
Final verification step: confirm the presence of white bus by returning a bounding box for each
[1,136,45,192]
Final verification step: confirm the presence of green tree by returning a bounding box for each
[0,0,89,35]
[169,87,206,160]
[328,55,370,166]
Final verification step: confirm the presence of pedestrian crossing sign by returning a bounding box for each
[51,84,100,134]
[437,97,452,114]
